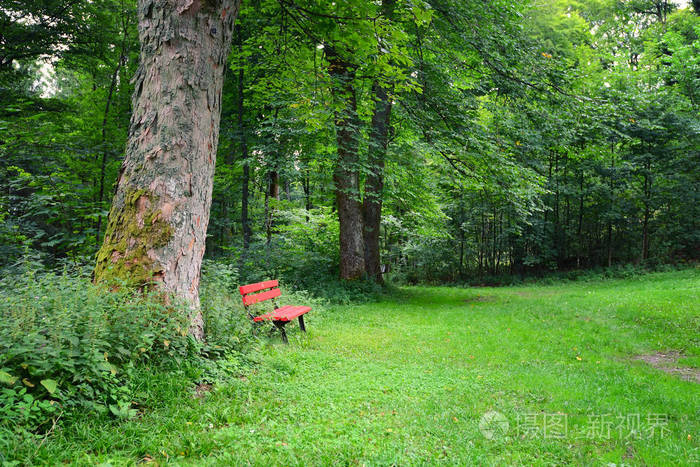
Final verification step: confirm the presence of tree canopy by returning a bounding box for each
[1,0,698,290]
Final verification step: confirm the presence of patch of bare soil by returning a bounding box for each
[633,351,700,383]
[194,383,213,398]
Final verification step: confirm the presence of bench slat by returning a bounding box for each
[253,305,312,322]
[239,280,279,295]
[242,287,281,306]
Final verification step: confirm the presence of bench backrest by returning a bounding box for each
[239,280,281,306]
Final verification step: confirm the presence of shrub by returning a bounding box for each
[197,260,261,380]
[0,268,189,431]
[0,263,259,434]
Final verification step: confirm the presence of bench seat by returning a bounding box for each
[253,305,312,322]
[239,279,311,343]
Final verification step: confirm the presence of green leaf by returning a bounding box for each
[40,379,58,394]
[0,371,17,386]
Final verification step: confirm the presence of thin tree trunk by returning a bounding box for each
[608,145,615,267]
[458,196,465,279]
[303,171,311,222]
[263,180,270,244]
[241,164,251,247]
[96,5,132,246]
[642,163,651,261]
[363,82,392,283]
[269,171,280,199]
[266,108,280,245]
[496,210,503,272]
[96,57,123,246]
[328,47,365,280]
[554,151,561,267]
[478,207,485,275]
[491,204,497,275]
[94,0,240,340]
[237,31,251,250]
[577,169,584,268]
[563,155,569,264]
[266,170,279,245]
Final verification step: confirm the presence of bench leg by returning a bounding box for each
[273,321,288,344]
[298,315,306,332]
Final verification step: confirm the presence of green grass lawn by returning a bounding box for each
[12,269,700,465]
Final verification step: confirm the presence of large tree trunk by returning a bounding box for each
[362,0,395,283]
[328,48,365,280]
[94,0,240,340]
[363,82,392,283]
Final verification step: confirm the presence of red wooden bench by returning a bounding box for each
[239,280,310,343]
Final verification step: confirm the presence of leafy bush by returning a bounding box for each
[303,278,384,304]
[235,206,340,289]
[0,263,259,434]
[197,260,261,380]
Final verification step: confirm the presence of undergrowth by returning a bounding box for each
[0,262,260,440]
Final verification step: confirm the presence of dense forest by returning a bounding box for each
[2,0,698,288]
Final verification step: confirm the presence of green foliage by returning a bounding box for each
[208,0,697,288]
[210,206,380,303]
[3,0,697,286]
[0,1,697,462]
[0,0,138,264]
[0,264,259,435]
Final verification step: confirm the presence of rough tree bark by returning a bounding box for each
[328,47,365,280]
[94,0,241,340]
[363,82,392,283]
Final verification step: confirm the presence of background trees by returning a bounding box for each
[1,0,139,265]
[1,0,698,289]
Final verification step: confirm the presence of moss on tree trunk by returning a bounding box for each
[94,0,241,340]
[94,189,173,287]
